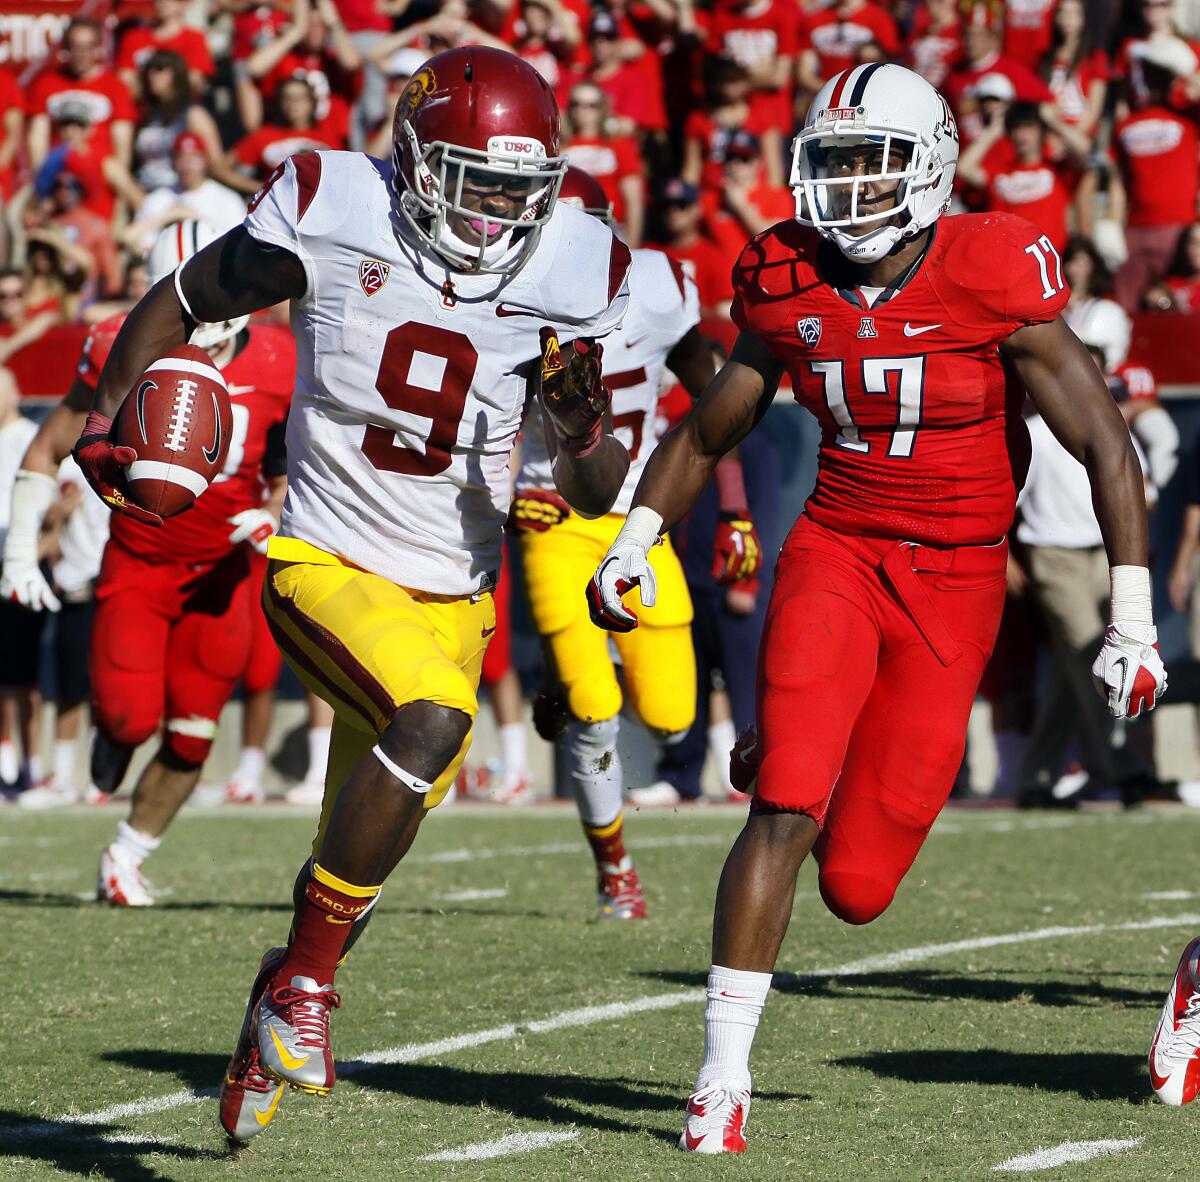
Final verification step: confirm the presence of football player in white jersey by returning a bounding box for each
[69,47,634,1142]
[514,167,761,920]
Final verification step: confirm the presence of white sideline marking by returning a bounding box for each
[1145,890,1195,901]
[438,888,508,902]
[992,1138,1144,1172]
[415,833,730,864]
[8,911,1199,1144]
[418,1130,580,1161]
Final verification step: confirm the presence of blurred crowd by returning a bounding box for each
[4,0,1200,809]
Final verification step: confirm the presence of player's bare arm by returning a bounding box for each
[586,331,781,630]
[1004,314,1165,718]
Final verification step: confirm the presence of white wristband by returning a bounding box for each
[1110,564,1153,628]
[3,469,56,562]
[619,505,663,552]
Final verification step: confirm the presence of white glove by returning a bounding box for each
[1091,623,1166,719]
[586,506,661,633]
[227,509,277,555]
[0,470,60,612]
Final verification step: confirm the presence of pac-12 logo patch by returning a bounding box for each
[359,258,390,296]
[796,316,822,348]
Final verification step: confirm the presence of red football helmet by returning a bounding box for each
[558,165,614,226]
[392,46,567,274]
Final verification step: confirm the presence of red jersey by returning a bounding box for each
[233,127,340,178]
[1115,107,1199,227]
[653,238,733,312]
[906,21,962,89]
[799,3,900,77]
[117,26,215,79]
[1002,0,1056,69]
[1166,275,1200,313]
[1046,50,1108,128]
[707,0,797,128]
[684,107,774,190]
[731,213,1070,545]
[1114,361,1157,402]
[563,135,643,221]
[982,147,1076,251]
[29,69,137,158]
[78,317,295,564]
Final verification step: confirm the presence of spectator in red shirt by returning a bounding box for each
[1111,50,1200,311]
[957,100,1081,251]
[1114,0,1200,96]
[583,10,668,135]
[563,81,646,245]
[682,54,783,189]
[132,50,224,195]
[28,19,137,181]
[117,0,215,99]
[227,76,342,193]
[0,68,24,265]
[332,0,394,151]
[700,129,793,272]
[0,268,61,367]
[650,176,732,321]
[1003,0,1057,70]
[706,0,796,137]
[246,0,363,143]
[907,0,964,89]
[1147,221,1200,312]
[511,0,582,99]
[1039,0,1108,133]
[797,0,900,98]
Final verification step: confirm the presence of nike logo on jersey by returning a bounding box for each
[903,322,941,337]
[495,304,538,318]
[481,624,498,638]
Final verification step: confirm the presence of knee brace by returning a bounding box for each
[565,716,623,827]
[163,716,219,768]
[818,869,896,927]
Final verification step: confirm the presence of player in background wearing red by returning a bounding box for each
[0,220,294,906]
[587,63,1167,1153]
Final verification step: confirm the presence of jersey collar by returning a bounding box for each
[819,224,938,311]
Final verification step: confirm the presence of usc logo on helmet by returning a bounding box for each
[398,66,437,122]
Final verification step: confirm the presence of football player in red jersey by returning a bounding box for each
[587,63,1168,1154]
[0,219,294,907]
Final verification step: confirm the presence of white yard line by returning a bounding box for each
[414,833,731,864]
[7,911,1198,1144]
[417,1130,580,1161]
[1144,891,1194,901]
[437,888,509,902]
[992,1138,1144,1172]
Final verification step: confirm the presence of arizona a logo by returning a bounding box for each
[796,316,822,348]
[857,317,878,339]
[359,258,390,297]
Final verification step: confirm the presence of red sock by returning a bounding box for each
[276,863,381,988]
[583,814,630,872]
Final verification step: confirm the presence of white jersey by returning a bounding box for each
[242,150,630,595]
[518,248,699,516]
[52,457,110,599]
[0,414,37,555]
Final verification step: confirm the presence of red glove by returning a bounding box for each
[729,726,759,796]
[72,410,162,526]
[712,512,761,585]
[509,488,572,533]
[539,326,609,456]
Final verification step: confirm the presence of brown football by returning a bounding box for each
[114,343,232,518]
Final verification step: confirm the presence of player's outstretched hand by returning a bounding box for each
[227,509,277,554]
[1091,624,1167,719]
[539,326,609,455]
[712,511,762,586]
[587,533,658,633]
[72,411,163,526]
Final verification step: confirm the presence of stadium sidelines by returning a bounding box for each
[6,910,1198,1147]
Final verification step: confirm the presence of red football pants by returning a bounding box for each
[90,543,253,765]
[754,516,1007,925]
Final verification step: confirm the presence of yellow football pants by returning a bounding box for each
[262,540,493,844]
[518,512,696,734]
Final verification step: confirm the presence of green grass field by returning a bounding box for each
[3,802,1199,1181]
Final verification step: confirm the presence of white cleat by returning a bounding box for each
[97,846,156,907]
[224,774,265,805]
[678,1083,750,1153]
[284,779,324,807]
[626,780,683,808]
[1150,936,1200,1105]
[17,777,78,809]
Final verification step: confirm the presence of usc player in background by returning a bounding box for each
[588,63,1166,1153]
[0,219,295,908]
[514,166,759,921]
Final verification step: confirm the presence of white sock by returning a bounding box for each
[112,819,161,866]
[24,753,44,783]
[695,964,773,1092]
[54,738,76,786]
[565,717,622,828]
[707,719,737,793]
[235,746,265,785]
[306,726,332,785]
[0,739,16,783]
[499,722,527,778]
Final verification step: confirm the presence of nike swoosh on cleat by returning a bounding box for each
[682,1129,706,1151]
[255,1085,285,1126]
[903,322,941,337]
[719,991,751,999]
[267,1025,310,1071]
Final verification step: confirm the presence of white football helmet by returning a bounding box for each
[146,219,248,350]
[791,63,959,263]
[1068,297,1131,372]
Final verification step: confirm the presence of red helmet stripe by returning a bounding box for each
[828,68,856,108]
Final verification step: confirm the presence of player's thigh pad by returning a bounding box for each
[615,621,697,736]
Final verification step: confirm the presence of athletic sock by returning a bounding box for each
[499,722,527,778]
[111,819,161,866]
[234,746,265,785]
[306,726,332,786]
[695,964,773,1092]
[53,738,76,787]
[707,719,737,793]
[23,754,44,785]
[278,862,381,987]
[0,739,16,784]
[583,812,632,874]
